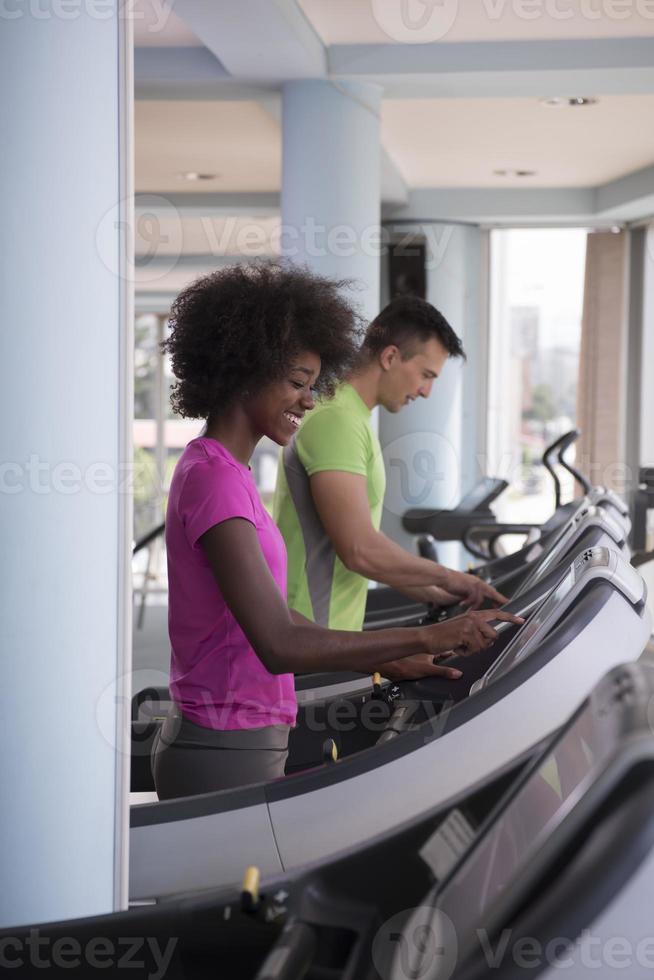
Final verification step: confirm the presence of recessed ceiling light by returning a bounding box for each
[493,169,537,178]
[177,171,219,181]
[540,97,598,108]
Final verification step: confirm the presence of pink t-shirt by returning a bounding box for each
[166,437,297,730]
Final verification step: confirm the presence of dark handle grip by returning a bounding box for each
[131,685,170,722]
[254,922,317,980]
[133,521,165,556]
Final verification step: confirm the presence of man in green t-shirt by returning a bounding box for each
[273,295,506,649]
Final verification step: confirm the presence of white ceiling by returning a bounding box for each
[298,0,654,45]
[135,101,281,192]
[131,1,654,224]
[136,215,279,257]
[382,95,654,187]
[135,94,654,192]
[132,0,202,47]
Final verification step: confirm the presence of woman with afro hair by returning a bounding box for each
[153,262,521,799]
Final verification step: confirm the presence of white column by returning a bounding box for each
[636,225,654,619]
[379,225,485,567]
[641,225,654,468]
[282,80,382,326]
[0,4,132,927]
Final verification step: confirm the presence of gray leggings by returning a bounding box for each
[152,703,290,800]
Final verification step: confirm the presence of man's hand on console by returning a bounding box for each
[442,570,508,610]
[400,583,460,608]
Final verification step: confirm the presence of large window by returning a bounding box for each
[487,229,587,526]
[133,312,197,544]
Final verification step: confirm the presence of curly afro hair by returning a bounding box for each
[163,262,363,420]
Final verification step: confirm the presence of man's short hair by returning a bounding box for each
[362,296,466,361]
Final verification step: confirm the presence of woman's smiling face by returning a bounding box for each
[244,350,322,445]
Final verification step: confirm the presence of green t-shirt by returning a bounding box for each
[273,384,386,631]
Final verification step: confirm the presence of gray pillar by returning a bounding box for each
[636,225,654,619]
[380,225,485,566]
[0,4,132,927]
[282,80,381,326]
[642,225,654,468]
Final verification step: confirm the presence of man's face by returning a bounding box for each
[378,336,449,413]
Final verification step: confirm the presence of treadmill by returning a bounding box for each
[367,487,631,631]
[0,735,536,980]
[472,485,630,584]
[130,495,632,797]
[415,495,631,635]
[463,497,631,601]
[401,429,621,566]
[387,660,654,980]
[9,661,654,980]
[129,545,650,901]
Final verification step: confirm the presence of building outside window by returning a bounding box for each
[487,228,587,532]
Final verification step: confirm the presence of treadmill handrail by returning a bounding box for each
[542,429,581,509]
[556,429,591,495]
[133,521,165,556]
[462,522,541,560]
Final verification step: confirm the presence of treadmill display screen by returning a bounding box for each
[427,705,609,977]
[518,503,589,592]
[482,569,574,686]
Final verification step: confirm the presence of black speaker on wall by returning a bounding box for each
[388,238,427,300]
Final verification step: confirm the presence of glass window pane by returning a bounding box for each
[488,229,587,530]
[134,312,159,420]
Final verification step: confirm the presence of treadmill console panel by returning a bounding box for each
[471,548,645,694]
[457,477,507,513]
[587,485,630,519]
[572,546,612,576]
[570,546,645,606]
[400,664,654,980]
[518,501,626,594]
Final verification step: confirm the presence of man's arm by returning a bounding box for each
[309,470,506,608]
[199,518,520,676]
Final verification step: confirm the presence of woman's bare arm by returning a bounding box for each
[200,519,522,675]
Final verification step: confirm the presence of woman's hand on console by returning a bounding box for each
[420,609,524,659]
[379,653,464,682]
